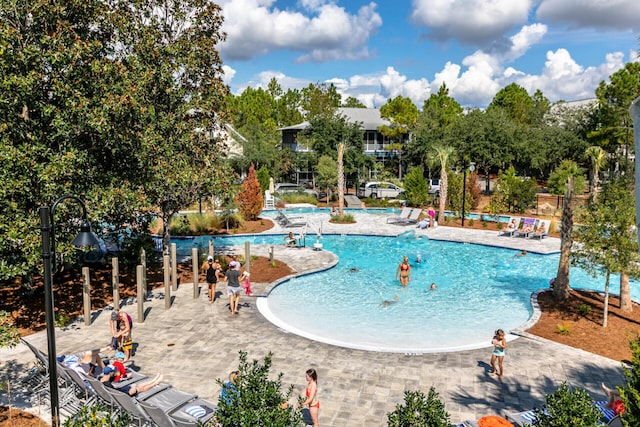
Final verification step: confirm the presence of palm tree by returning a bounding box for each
[337,143,345,216]
[554,177,574,301]
[585,146,606,197]
[429,145,455,225]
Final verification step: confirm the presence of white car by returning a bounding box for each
[428,179,440,195]
[357,182,405,199]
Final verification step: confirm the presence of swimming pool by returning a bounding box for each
[200,233,638,353]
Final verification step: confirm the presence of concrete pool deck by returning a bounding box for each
[0,212,625,425]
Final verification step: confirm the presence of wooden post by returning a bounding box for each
[82,267,91,326]
[269,245,274,263]
[171,242,177,291]
[208,240,214,259]
[244,241,251,273]
[192,248,199,299]
[163,255,171,309]
[137,265,144,323]
[111,257,120,310]
[141,249,147,297]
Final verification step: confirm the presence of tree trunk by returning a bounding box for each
[438,169,447,224]
[603,270,610,327]
[337,143,345,216]
[620,271,632,312]
[554,177,574,301]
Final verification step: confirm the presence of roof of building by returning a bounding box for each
[279,108,390,132]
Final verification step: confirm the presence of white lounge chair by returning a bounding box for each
[386,207,412,224]
[499,217,521,237]
[530,219,550,239]
[516,218,536,238]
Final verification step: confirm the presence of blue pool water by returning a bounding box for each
[174,234,637,352]
[261,206,401,216]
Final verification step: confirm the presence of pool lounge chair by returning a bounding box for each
[386,207,412,224]
[403,208,423,224]
[530,219,550,240]
[506,400,617,426]
[516,218,536,238]
[275,210,307,227]
[499,217,522,237]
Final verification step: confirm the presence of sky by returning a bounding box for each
[216,0,640,109]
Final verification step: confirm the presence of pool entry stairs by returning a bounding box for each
[344,195,365,208]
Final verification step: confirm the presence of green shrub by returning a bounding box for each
[555,323,571,336]
[189,212,216,233]
[169,214,192,235]
[214,351,302,427]
[218,210,242,230]
[481,220,488,228]
[531,382,602,427]
[119,233,158,270]
[387,388,452,427]
[620,336,640,426]
[497,221,504,230]
[0,310,20,348]
[576,304,591,317]
[64,402,132,426]
[54,313,72,328]
[277,193,317,204]
[468,218,475,226]
[330,213,355,223]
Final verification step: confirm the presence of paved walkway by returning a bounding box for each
[0,212,626,425]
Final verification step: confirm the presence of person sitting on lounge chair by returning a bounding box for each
[521,223,534,234]
[506,218,518,231]
[533,221,547,237]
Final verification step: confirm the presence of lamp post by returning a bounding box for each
[461,160,475,227]
[38,195,100,427]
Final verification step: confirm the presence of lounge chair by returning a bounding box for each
[386,207,412,224]
[530,219,550,240]
[499,217,521,237]
[274,209,307,227]
[403,208,423,225]
[507,400,617,426]
[264,190,275,210]
[168,397,218,426]
[516,218,536,238]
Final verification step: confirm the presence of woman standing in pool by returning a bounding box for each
[490,329,506,378]
[299,368,319,426]
[395,255,411,286]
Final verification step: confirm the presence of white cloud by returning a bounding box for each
[410,0,532,45]
[506,23,547,61]
[222,65,236,86]
[537,0,640,31]
[218,0,382,62]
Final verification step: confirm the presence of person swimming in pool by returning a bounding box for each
[396,255,411,286]
[380,295,400,307]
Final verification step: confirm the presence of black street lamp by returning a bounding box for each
[461,160,475,227]
[38,195,100,427]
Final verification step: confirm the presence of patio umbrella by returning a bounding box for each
[269,177,275,193]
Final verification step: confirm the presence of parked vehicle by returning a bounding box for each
[357,182,405,199]
[274,183,319,198]
[428,179,440,195]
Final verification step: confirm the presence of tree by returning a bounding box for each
[408,84,462,173]
[585,146,607,197]
[593,61,640,173]
[554,177,574,301]
[256,165,271,192]
[109,0,231,254]
[236,164,263,221]
[488,83,538,126]
[387,388,452,427]
[214,351,302,427]
[620,336,640,426]
[403,167,429,207]
[531,382,602,427]
[316,156,338,201]
[337,143,345,216]
[342,97,366,108]
[489,167,537,213]
[429,145,455,224]
[572,178,640,320]
[547,160,587,196]
[301,83,341,119]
